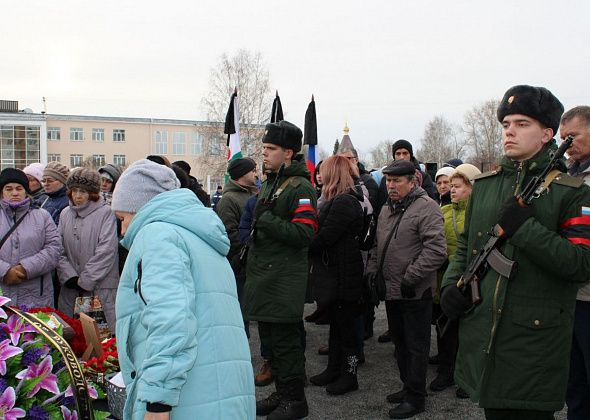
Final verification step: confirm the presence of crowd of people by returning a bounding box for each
[0,84,589,420]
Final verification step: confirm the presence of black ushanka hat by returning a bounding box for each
[262,121,303,153]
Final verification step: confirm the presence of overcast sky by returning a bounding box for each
[3,0,589,157]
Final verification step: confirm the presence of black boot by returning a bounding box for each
[256,381,284,416]
[267,378,308,420]
[326,350,359,395]
[310,340,340,386]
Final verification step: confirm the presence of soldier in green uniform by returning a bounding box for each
[441,85,590,420]
[243,120,317,420]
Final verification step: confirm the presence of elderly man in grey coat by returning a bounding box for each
[367,160,447,419]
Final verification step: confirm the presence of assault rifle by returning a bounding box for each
[239,163,286,263]
[438,136,574,335]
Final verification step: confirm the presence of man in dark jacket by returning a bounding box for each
[377,139,437,211]
[216,158,257,283]
[172,160,211,207]
[244,120,317,420]
[367,160,446,419]
[559,105,590,420]
[441,85,590,420]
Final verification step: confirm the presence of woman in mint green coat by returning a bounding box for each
[111,159,255,420]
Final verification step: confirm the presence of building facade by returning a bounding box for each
[0,102,264,192]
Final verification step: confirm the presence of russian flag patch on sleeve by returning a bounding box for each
[582,206,590,216]
[299,198,311,205]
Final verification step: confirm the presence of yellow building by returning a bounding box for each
[0,100,263,192]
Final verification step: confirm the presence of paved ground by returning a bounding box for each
[249,304,567,420]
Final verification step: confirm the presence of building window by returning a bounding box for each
[70,154,83,167]
[154,131,168,154]
[0,125,41,170]
[113,129,125,142]
[47,127,61,141]
[92,154,106,166]
[191,132,203,156]
[47,154,61,162]
[209,136,221,155]
[173,132,186,155]
[92,128,104,142]
[70,128,84,141]
[113,154,126,166]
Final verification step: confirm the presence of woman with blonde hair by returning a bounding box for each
[308,155,365,395]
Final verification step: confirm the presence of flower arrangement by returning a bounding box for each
[0,296,108,420]
[82,338,119,375]
[28,307,87,357]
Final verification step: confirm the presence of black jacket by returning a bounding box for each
[309,190,364,305]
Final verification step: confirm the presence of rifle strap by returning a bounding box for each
[536,169,561,195]
[6,307,95,420]
[271,177,295,200]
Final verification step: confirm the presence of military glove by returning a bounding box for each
[498,196,534,238]
[254,200,274,221]
[440,285,471,320]
[400,279,416,299]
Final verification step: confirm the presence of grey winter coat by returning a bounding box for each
[0,200,62,307]
[57,199,119,329]
[367,187,446,300]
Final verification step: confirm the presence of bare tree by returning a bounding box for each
[369,140,394,168]
[416,116,455,166]
[200,49,272,178]
[463,100,503,172]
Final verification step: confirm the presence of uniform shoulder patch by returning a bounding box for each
[473,167,501,181]
[553,173,585,188]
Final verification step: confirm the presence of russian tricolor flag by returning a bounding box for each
[304,95,319,185]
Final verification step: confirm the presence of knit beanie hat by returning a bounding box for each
[262,121,303,153]
[43,162,70,184]
[66,168,101,193]
[443,158,463,169]
[23,162,46,183]
[435,166,455,181]
[111,159,180,214]
[391,139,414,159]
[452,163,482,185]
[228,158,256,180]
[0,168,31,195]
[497,85,564,134]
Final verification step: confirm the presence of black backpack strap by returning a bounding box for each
[0,211,28,250]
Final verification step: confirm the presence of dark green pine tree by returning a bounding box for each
[333,139,340,155]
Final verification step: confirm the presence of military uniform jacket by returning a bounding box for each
[442,141,590,411]
[243,156,317,323]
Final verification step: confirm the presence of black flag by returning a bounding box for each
[303,95,317,145]
[271,90,284,123]
[224,88,238,146]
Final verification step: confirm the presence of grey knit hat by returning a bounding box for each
[111,159,180,214]
[43,162,70,184]
[66,168,101,193]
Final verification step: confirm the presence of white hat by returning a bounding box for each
[453,164,481,185]
[23,162,46,183]
[435,166,454,181]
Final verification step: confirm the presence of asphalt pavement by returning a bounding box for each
[249,303,567,420]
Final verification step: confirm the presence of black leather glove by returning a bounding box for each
[400,279,416,299]
[498,196,534,238]
[440,285,471,320]
[65,276,84,292]
[254,200,274,220]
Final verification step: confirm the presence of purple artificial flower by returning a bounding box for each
[65,383,98,400]
[5,315,36,346]
[28,405,49,420]
[0,339,23,375]
[60,405,78,420]
[61,396,75,407]
[0,387,26,420]
[52,359,65,373]
[15,355,59,397]
[0,377,8,394]
[21,347,45,367]
[0,296,11,319]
